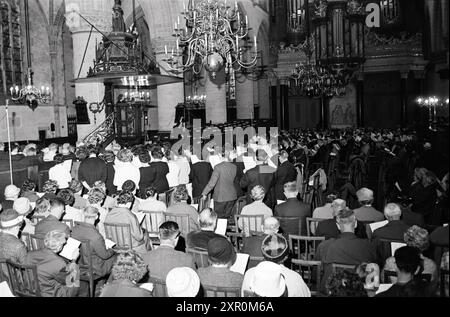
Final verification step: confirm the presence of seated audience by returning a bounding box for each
[382,225,437,290]
[20,179,39,203]
[105,191,149,256]
[0,209,27,263]
[377,246,433,297]
[69,179,88,210]
[91,181,115,210]
[313,198,346,236]
[197,237,244,292]
[242,261,287,297]
[372,203,410,241]
[24,230,81,297]
[87,187,108,238]
[353,188,384,223]
[100,251,151,297]
[71,206,116,277]
[242,234,311,297]
[326,270,368,297]
[57,189,83,223]
[186,208,222,250]
[35,198,71,238]
[134,187,166,214]
[240,185,273,224]
[143,221,195,281]
[33,197,51,219]
[315,208,377,294]
[166,186,200,235]
[13,197,35,234]
[312,193,338,220]
[49,154,72,189]
[166,267,200,297]
[2,185,21,211]
[274,182,310,236]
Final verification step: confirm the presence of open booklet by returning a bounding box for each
[230,253,250,275]
[375,284,393,295]
[215,219,228,236]
[0,281,14,297]
[369,220,388,233]
[60,237,81,261]
[105,239,116,249]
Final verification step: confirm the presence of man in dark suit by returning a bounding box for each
[149,148,170,194]
[202,153,237,220]
[241,217,280,268]
[186,208,223,250]
[71,206,116,277]
[274,182,311,236]
[240,150,277,209]
[78,145,107,191]
[143,221,196,281]
[373,203,410,241]
[274,151,297,201]
[35,198,71,238]
[190,159,213,201]
[315,209,377,295]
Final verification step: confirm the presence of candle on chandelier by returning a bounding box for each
[254,35,257,52]
[236,34,239,49]
[165,45,168,55]
[176,38,179,52]
[15,86,19,93]
[245,15,248,26]
[10,87,13,95]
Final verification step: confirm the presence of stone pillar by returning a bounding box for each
[154,47,184,132]
[205,68,227,124]
[67,0,112,141]
[235,74,255,120]
[258,78,271,119]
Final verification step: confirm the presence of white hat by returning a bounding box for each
[248,262,286,297]
[166,267,200,297]
[13,197,32,216]
[4,185,20,199]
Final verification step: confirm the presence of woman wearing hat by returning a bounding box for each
[13,197,35,235]
[0,209,27,264]
[2,185,21,211]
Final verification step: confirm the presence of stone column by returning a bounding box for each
[235,74,255,120]
[205,68,227,124]
[67,0,112,141]
[258,77,271,119]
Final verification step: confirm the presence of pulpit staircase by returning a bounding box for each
[82,113,116,149]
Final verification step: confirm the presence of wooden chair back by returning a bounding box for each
[164,213,191,237]
[275,216,301,236]
[5,260,41,297]
[202,285,241,297]
[103,222,133,250]
[289,235,325,261]
[235,214,265,237]
[22,233,45,251]
[186,247,209,268]
[331,263,357,273]
[149,276,167,297]
[235,196,247,215]
[141,211,165,237]
[291,259,321,296]
[306,217,326,237]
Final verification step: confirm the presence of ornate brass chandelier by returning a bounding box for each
[163,0,258,79]
[10,68,51,111]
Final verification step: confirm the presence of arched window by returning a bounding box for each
[0,0,23,101]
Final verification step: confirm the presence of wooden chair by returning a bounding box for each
[149,276,167,297]
[5,260,41,297]
[186,248,209,268]
[164,213,191,237]
[306,218,326,237]
[22,233,45,251]
[235,196,247,215]
[291,259,322,297]
[440,268,449,298]
[141,211,164,244]
[202,285,241,297]
[78,239,110,297]
[275,216,301,236]
[103,223,133,251]
[61,219,74,230]
[289,235,325,262]
[331,263,357,273]
[234,214,265,238]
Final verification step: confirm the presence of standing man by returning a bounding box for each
[274,150,297,201]
[202,148,237,220]
[78,145,107,192]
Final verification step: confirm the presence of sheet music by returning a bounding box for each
[230,253,249,275]
[391,242,407,256]
[243,156,257,172]
[369,220,388,233]
[60,237,81,261]
[215,219,227,236]
[0,281,14,297]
